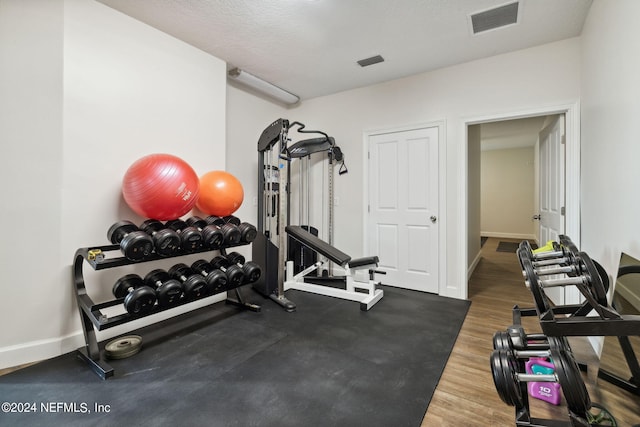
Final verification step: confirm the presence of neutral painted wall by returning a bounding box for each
[0,0,227,369]
[467,125,481,272]
[581,0,640,290]
[480,147,536,239]
[227,37,581,299]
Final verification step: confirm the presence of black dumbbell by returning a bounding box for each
[143,269,184,308]
[210,255,245,289]
[226,252,262,284]
[165,219,204,252]
[107,221,154,261]
[221,215,257,243]
[191,259,228,295]
[112,274,157,315]
[219,216,257,242]
[490,346,590,416]
[222,215,241,226]
[519,238,580,266]
[168,263,208,300]
[204,216,241,245]
[185,216,224,249]
[492,326,549,351]
[140,219,181,257]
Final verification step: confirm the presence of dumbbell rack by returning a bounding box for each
[73,241,259,380]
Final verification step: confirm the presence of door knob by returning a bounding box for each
[430,215,437,223]
[532,214,541,220]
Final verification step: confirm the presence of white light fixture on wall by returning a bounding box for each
[228,68,300,105]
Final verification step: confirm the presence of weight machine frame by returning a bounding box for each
[252,118,382,311]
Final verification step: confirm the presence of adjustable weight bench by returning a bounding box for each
[284,226,384,310]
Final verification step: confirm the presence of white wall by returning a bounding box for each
[480,147,535,239]
[227,38,581,299]
[581,0,640,286]
[467,125,481,272]
[0,0,227,369]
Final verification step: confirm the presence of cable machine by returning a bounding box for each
[252,119,384,312]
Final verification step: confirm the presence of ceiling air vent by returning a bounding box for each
[357,55,384,67]
[470,2,519,34]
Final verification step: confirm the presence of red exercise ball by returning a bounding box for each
[196,170,244,217]
[122,153,200,220]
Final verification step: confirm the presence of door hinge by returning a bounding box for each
[561,135,566,145]
[368,205,370,213]
[561,206,565,216]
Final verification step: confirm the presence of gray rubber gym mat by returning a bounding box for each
[0,286,469,427]
[496,241,537,253]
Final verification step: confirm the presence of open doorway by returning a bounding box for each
[464,103,581,305]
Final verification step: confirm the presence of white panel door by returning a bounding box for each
[367,127,439,293]
[538,115,565,304]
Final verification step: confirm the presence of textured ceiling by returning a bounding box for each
[97,0,592,101]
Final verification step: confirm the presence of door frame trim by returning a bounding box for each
[363,120,447,295]
[462,101,581,301]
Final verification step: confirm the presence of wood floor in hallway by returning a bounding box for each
[421,237,640,427]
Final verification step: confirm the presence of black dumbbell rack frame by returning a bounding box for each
[73,241,260,380]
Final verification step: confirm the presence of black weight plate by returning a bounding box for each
[206,269,228,294]
[191,259,210,273]
[492,331,510,350]
[227,252,245,265]
[180,227,204,251]
[165,219,187,230]
[519,240,533,257]
[239,223,257,243]
[221,224,241,245]
[156,279,183,307]
[223,215,241,226]
[107,220,137,244]
[521,257,550,314]
[168,263,191,278]
[206,216,226,226]
[226,266,245,288]
[112,274,144,298]
[210,255,230,269]
[559,235,580,257]
[516,247,531,271]
[120,231,153,260]
[554,349,590,416]
[144,269,171,287]
[153,229,181,256]
[202,226,224,249]
[490,350,522,407]
[243,263,261,283]
[594,259,610,293]
[183,274,208,300]
[578,251,608,306]
[140,219,163,233]
[124,286,156,315]
[105,335,142,360]
[185,216,208,229]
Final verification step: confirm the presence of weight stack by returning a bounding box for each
[288,225,318,275]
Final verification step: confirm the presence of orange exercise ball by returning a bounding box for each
[196,170,244,217]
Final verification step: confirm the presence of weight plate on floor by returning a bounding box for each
[105,335,142,359]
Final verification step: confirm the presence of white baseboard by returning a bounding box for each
[0,293,228,371]
[481,232,536,241]
[468,251,482,280]
[0,332,85,371]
